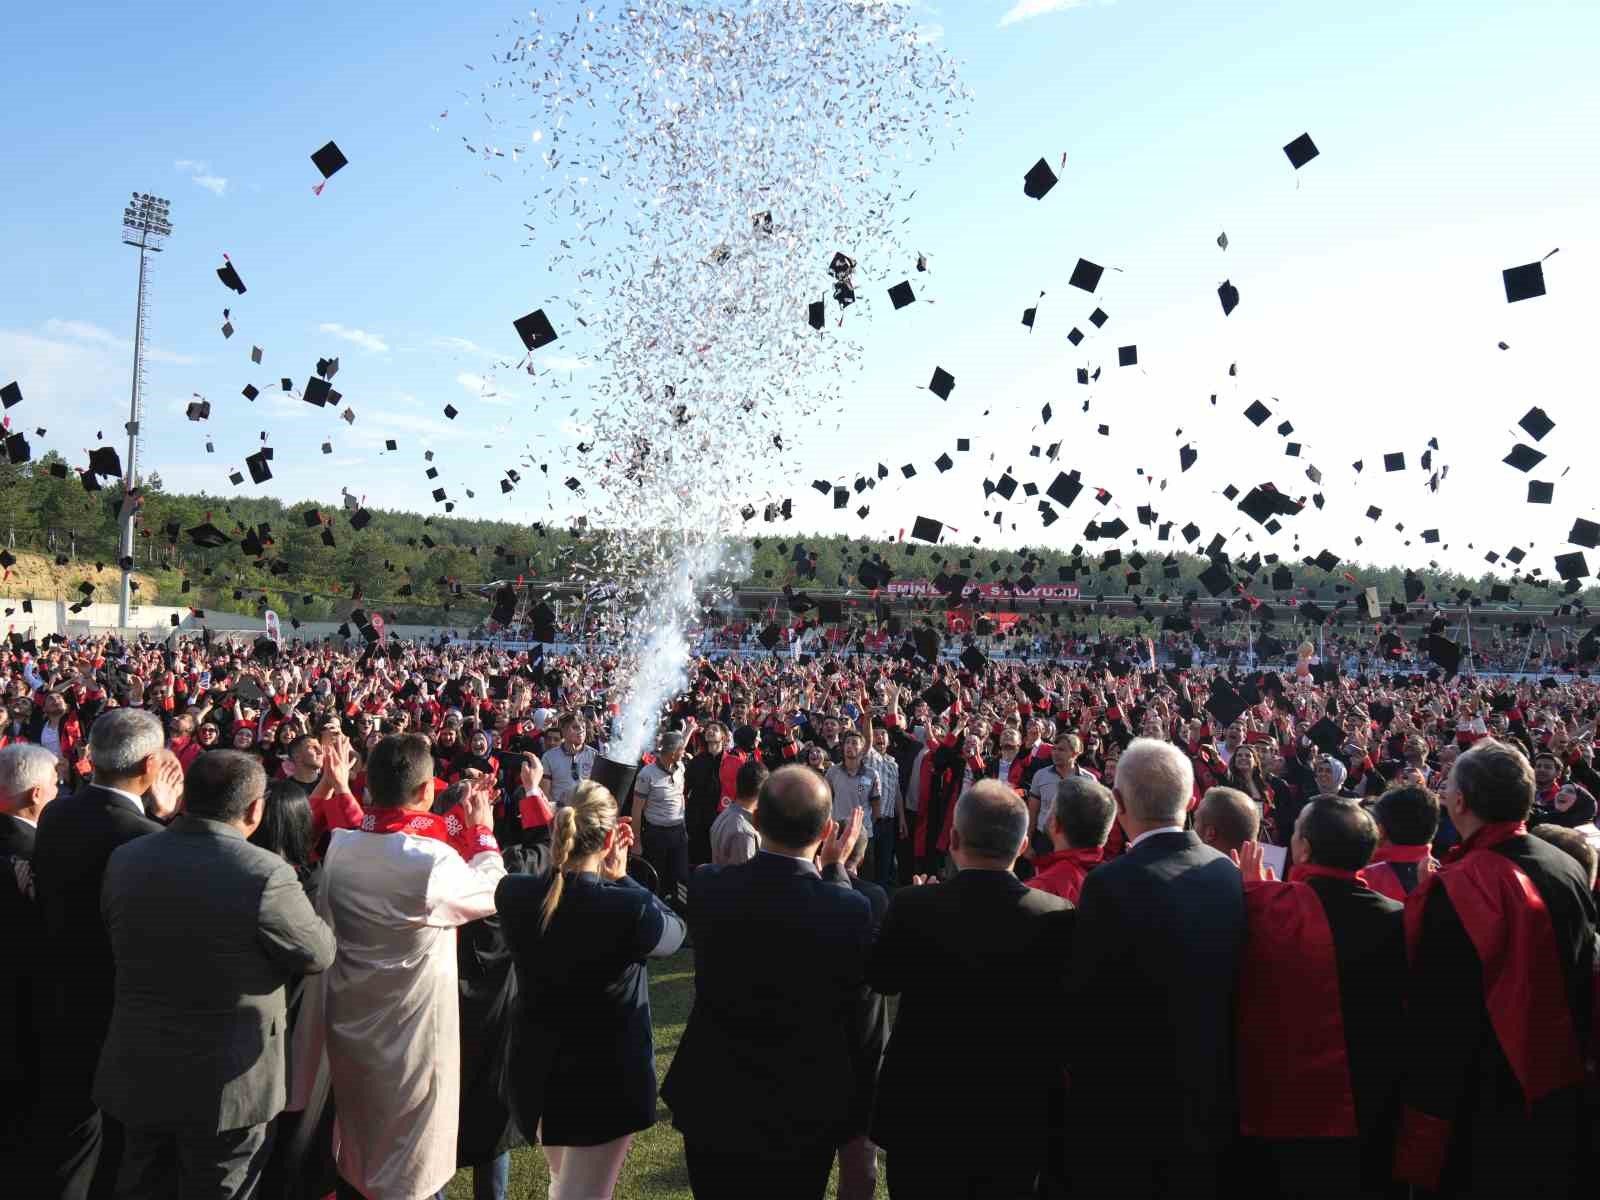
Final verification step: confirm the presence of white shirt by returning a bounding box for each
[39,721,62,758]
[1129,824,1186,850]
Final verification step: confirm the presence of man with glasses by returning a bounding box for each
[541,712,596,808]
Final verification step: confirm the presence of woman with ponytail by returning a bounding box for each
[496,781,687,1200]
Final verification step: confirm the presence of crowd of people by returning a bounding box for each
[2,627,1597,1199]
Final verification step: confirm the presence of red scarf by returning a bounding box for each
[1026,846,1104,903]
[1372,842,1432,864]
[1288,862,1369,888]
[358,805,498,861]
[1404,821,1582,1109]
[1237,878,1358,1139]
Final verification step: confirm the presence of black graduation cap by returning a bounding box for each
[1068,258,1103,293]
[1065,327,1085,347]
[1489,583,1511,602]
[1217,280,1239,316]
[245,449,271,484]
[1100,517,1129,539]
[901,464,917,479]
[1519,406,1555,441]
[1503,444,1545,472]
[514,309,558,351]
[1088,308,1107,328]
[1206,682,1248,729]
[1568,518,1600,549]
[87,445,122,478]
[241,384,259,402]
[1306,717,1343,754]
[1118,345,1138,367]
[1182,522,1201,544]
[914,627,944,668]
[1243,400,1271,427]
[216,258,246,295]
[1023,157,1058,199]
[187,522,230,548]
[1283,132,1319,169]
[185,399,210,421]
[832,486,848,510]
[929,367,955,399]
[995,474,1018,500]
[911,516,943,543]
[1313,549,1340,572]
[1555,551,1589,581]
[304,376,331,408]
[311,140,348,179]
[1179,444,1198,472]
[807,300,824,330]
[1271,564,1294,590]
[1044,470,1083,509]
[934,453,954,473]
[888,281,915,309]
[1528,480,1554,504]
[1198,560,1232,596]
[1384,452,1405,472]
[1502,261,1546,303]
[960,646,988,674]
[4,433,30,465]
[350,508,372,531]
[0,381,20,409]
[1423,634,1463,676]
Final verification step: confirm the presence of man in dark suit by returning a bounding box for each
[96,749,335,1198]
[869,779,1074,1199]
[838,827,889,1200]
[1067,737,1245,1200]
[31,708,182,1200]
[662,765,872,1200]
[0,742,57,1176]
[0,741,59,858]
[1234,798,1405,1198]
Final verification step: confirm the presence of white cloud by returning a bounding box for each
[456,371,486,392]
[456,371,512,406]
[174,159,228,196]
[427,336,491,356]
[42,317,196,365]
[999,0,1092,27]
[538,354,591,372]
[318,322,389,354]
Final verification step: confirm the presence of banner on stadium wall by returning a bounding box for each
[886,579,1080,601]
[946,607,976,634]
[983,611,1025,631]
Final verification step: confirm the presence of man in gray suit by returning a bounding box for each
[96,750,335,1199]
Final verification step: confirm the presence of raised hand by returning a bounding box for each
[147,751,185,820]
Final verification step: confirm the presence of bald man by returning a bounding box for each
[1195,786,1262,859]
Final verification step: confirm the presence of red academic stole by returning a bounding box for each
[1237,869,1360,1140]
[1404,821,1583,1105]
[1395,821,1584,1189]
[358,806,498,861]
[1365,842,1433,902]
[1026,846,1105,903]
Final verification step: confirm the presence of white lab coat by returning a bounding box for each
[290,826,506,1199]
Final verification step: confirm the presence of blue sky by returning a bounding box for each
[3,0,1598,584]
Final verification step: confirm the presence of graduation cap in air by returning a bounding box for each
[1198,560,1232,597]
[1519,406,1555,442]
[4,433,29,465]
[1206,681,1248,729]
[1503,444,1545,472]
[1068,258,1103,293]
[1217,280,1239,316]
[1283,132,1319,168]
[187,522,230,548]
[0,381,20,409]
[1022,304,1038,330]
[1046,470,1083,509]
[216,257,246,295]
[1384,452,1405,472]
[934,453,954,473]
[1503,261,1546,303]
[888,281,916,310]
[1023,157,1058,199]
[1118,345,1138,367]
[245,449,271,484]
[1423,634,1463,676]
[88,446,122,478]
[1179,444,1198,473]
[311,140,348,180]
[1528,480,1554,505]
[350,508,372,531]
[911,516,943,543]
[1306,717,1343,755]
[960,645,988,675]
[1568,518,1600,549]
[185,399,210,421]
[929,367,955,400]
[1555,552,1589,581]
[807,300,824,330]
[514,309,558,351]
[1243,400,1271,427]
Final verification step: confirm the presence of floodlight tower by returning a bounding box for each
[119,193,173,628]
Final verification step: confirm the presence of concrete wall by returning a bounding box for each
[0,597,465,643]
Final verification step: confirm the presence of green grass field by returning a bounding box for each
[441,948,888,1199]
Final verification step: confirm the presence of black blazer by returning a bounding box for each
[661,851,873,1152]
[868,869,1074,1163]
[31,784,163,1094]
[1068,830,1244,1158]
[0,813,35,859]
[497,865,677,1147]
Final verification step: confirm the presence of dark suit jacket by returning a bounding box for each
[661,851,873,1152]
[31,783,164,1098]
[0,813,36,859]
[498,863,676,1147]
[868,869,1074,1163]
[1068,830,1244,1159]
[94,815,335,1130]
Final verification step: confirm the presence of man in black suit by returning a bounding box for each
[0,742,57,1180]
[869,779,1074,1200]
[662,765,872,1200]
[838,828,889,1200]
[0,741,58,858]
[1067,737,1245,1200]
[31,708,183,1200]
[1233,798,1405,1198]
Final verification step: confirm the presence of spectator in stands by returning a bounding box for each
[1194,786,1262,859]
[95,750,335,1199]
[33,707,183,1199]
[498,781,684,1200]
[1027,775,1115,903]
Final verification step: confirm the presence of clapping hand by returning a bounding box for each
[147,751,185,820]
[463,776,496,830]
[602,820,635,880]
[519,753,545,794]
[1230,840,1276,883]
[818,807,863,868]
